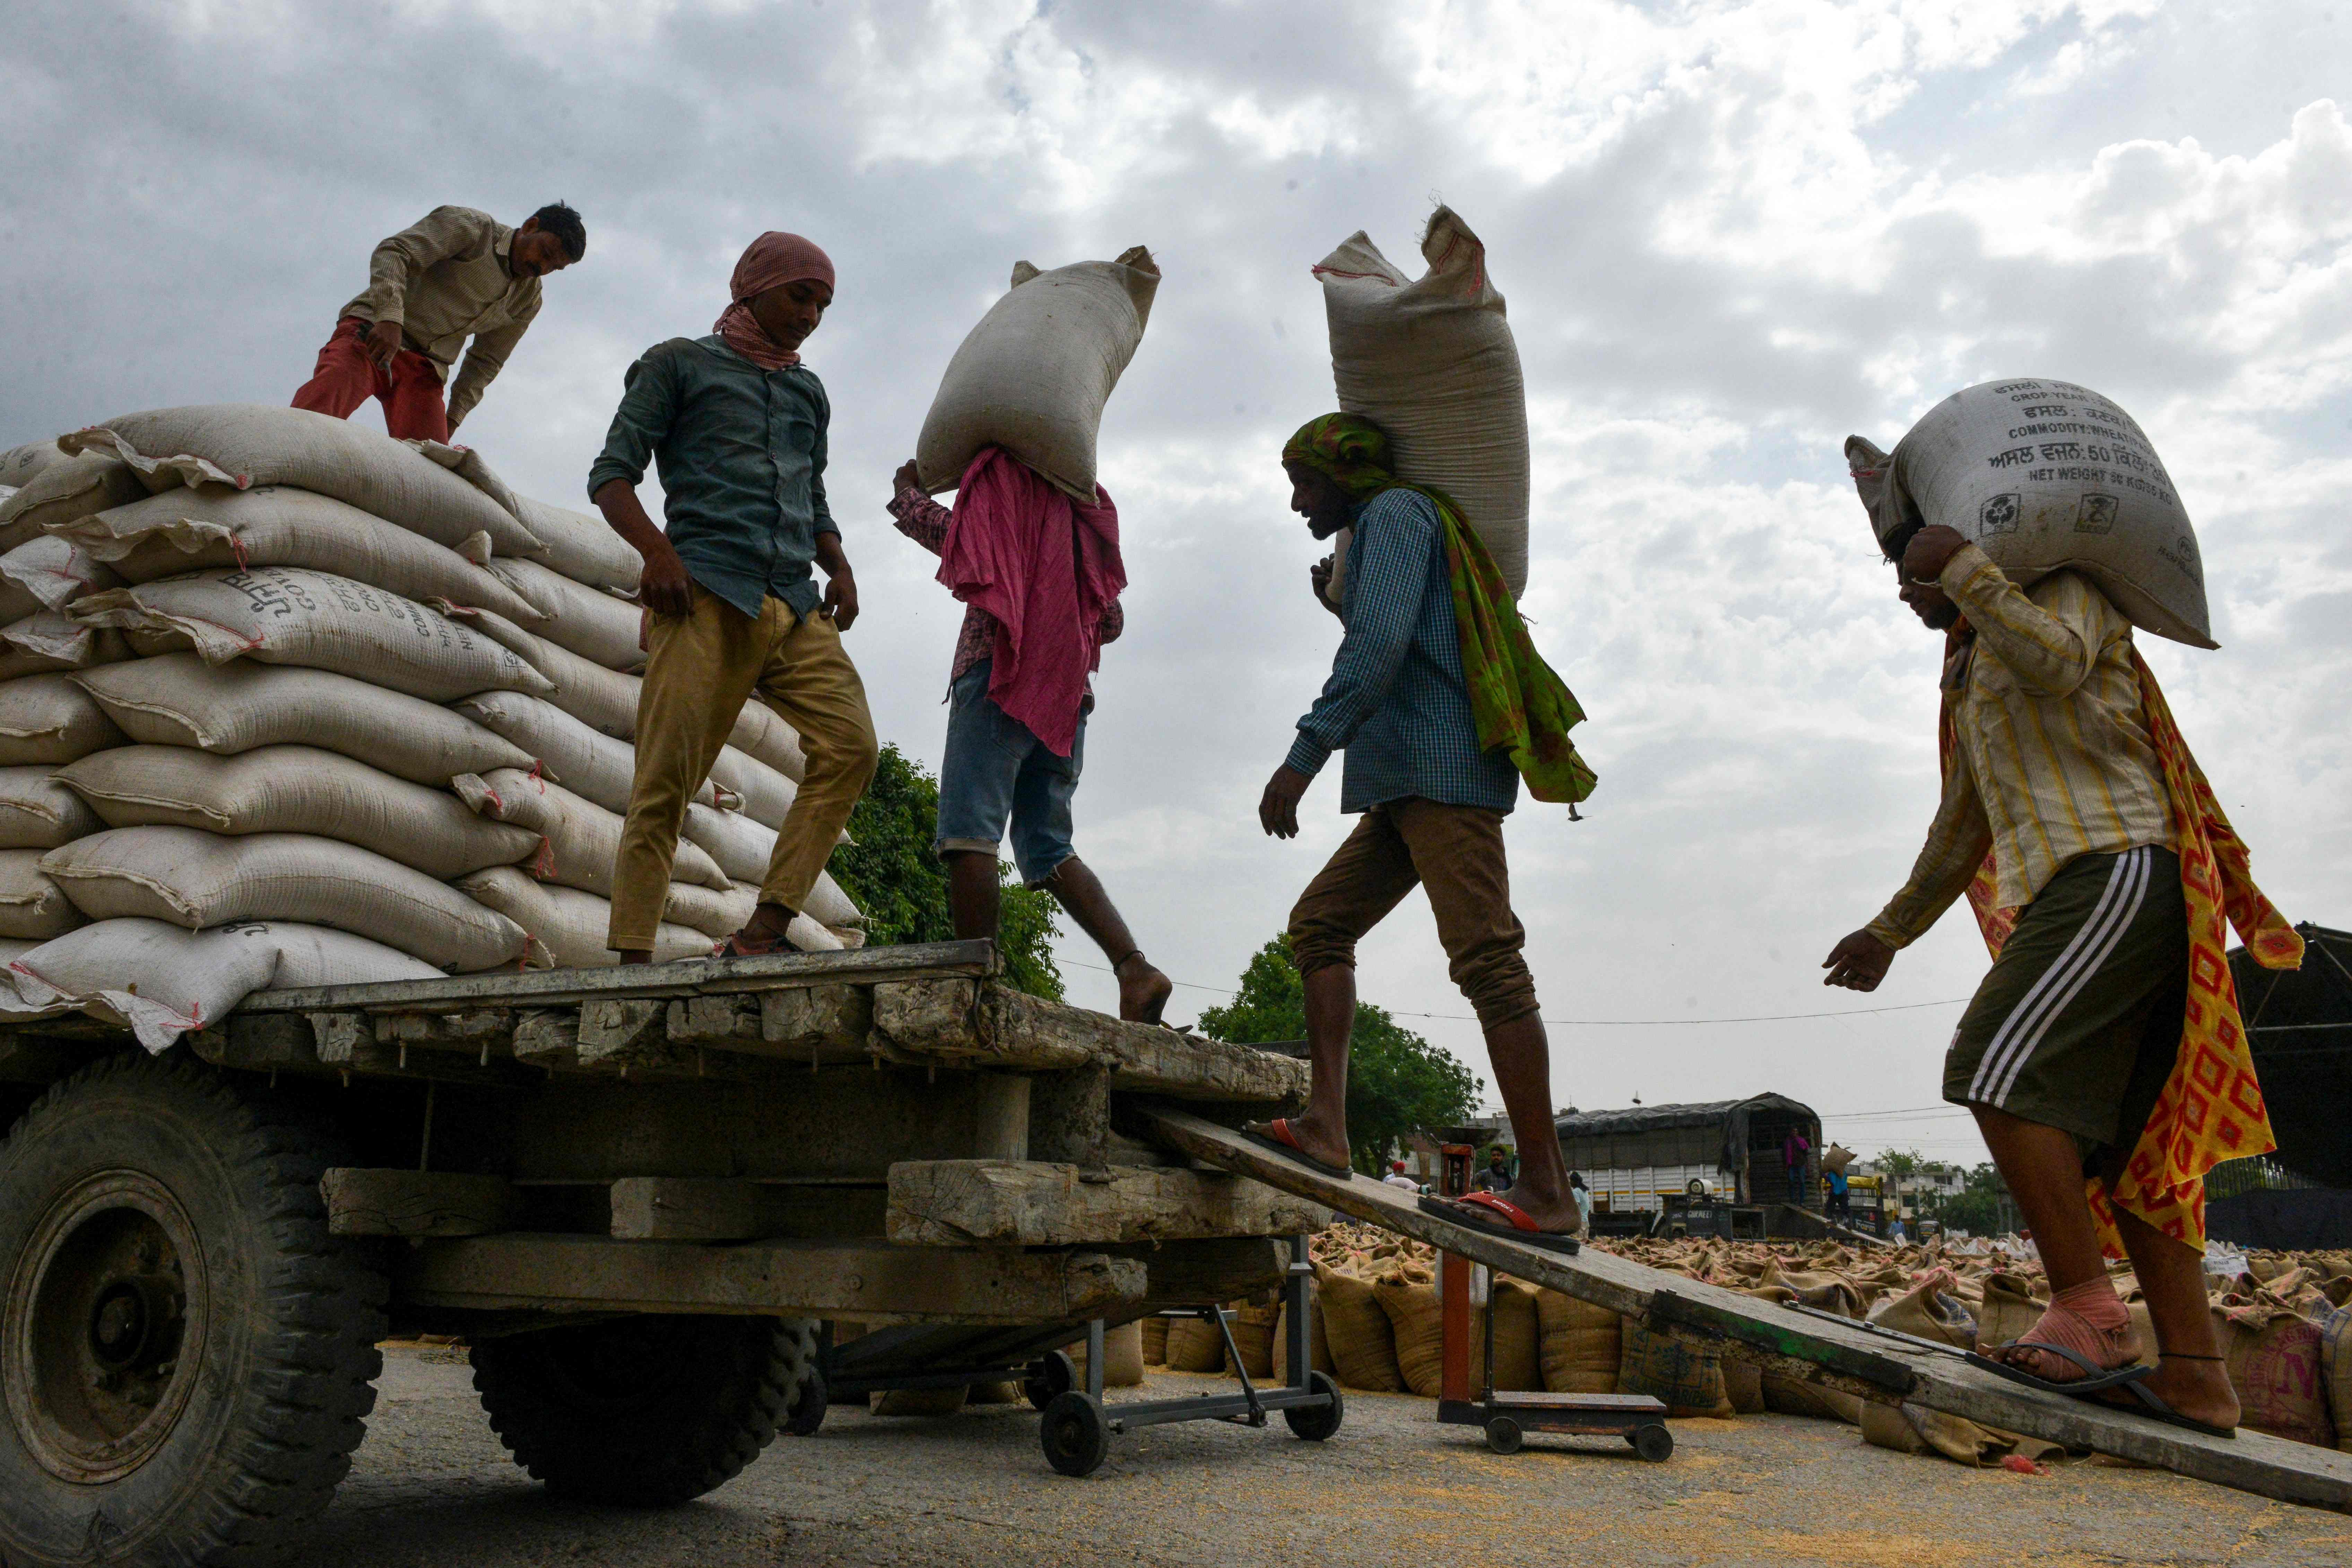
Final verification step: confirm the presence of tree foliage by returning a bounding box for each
[1936,1162,2014,1237]
[829,742,1062,1000]
[1197,935,1482,1176]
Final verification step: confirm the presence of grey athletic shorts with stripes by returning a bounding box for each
[1944,844,2188,1160]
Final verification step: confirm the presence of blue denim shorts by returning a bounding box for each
[934,660,1085,886]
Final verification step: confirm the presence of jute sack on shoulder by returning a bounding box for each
[456,866,710,968]
[452,692,728,816]
[452,768,728,895]
[1316,206,1530,599]
[915,248,1160,501]
[1314,1262,1403,1392]
[40,825,534,972]
[514,494,640,594]
[58,744,540,880]
[485,556,648,672]
[56,486,546,626]
[67,406,546,560]
[75,655,532,785]
[0,440,71,489]
[73,569,554,703]
[0,917,440,1051]
[0,673,127,765]
[0,766,104,849]
[0,849,85,939]
[0,536,122,613]
[0,453,148,552]
[1847,378,2211,647]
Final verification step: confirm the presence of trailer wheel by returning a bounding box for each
[782,1364,827,1436]
[1024,1349,1076,1411]
[0,1052,387,1568]
[1039,1391,1109,1477]
[1283,1371,1344,1441]
[471,1313,818,1505]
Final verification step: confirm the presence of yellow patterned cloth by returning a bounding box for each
[1956,651,2302,1255]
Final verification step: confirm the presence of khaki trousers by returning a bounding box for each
[608,586,878,951]
[1286,798,1539,1029]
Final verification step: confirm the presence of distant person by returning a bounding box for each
[1477,1146,1515,1193]
[1782,1127,1811,1204]
[294,203,585,441]
[1569,1171,1593,1231]
[1886,1213,1908,1244]
[886,452,1171,1022]
[1825,1163,1851,1220]
[588,231,876,961]
[1241,414,1595,1254]
[1382,1161,1419,1192]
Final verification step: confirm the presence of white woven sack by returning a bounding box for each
[58,744,540,880]
[74,655,532,784]
[485,556,645,670]
[0,938,36,965]
[1,537,121,618]
[0,440,70,489]
[0,766,104,849]
[451,768,729,895]
[450,692,728,816]
[57,486,547,627]
[514,495,640,593]
[0,612,131,680]
[0,673,127,765]
[800,870,863,931]
[730,697,807,783]
[456,866,709,968]
[1316,206,1530,599]
[66,405,545,559]
[663,879,843,951]
[915,247,1160,501]
[1845,378,2213,648]
[704,744,800,829]
[0,568,34,626]
[683,802,778,884]
[0,848,85,939]
[438,603,636,737]
[0,917,441,1052]
[0,453,148,553]
[40,825,535,972]
[72,568,554,702]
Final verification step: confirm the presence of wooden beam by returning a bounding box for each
[1030,1067,1111,1166]
[1121,1236,1291,1309]
[886,1160,1329,1247]
[986,989,1310,1102]
[604,1177,889,1241]
[394,1233,1145,1324]
[322,1169,522,1238]
[1142,1107,2352,1511]
[971,1076,1030,1161]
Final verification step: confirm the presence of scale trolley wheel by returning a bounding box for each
[1483,1415,1524,1455]
[1024,1350,1077,1412]
[1283,1370,1344,1441]
[1629,1422,1674,1463]
[1040,1391,1111,1477]
[783,1367,827,1437]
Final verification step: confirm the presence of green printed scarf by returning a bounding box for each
[1282,414,1596,806]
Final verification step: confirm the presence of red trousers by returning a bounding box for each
[290,317,451,442]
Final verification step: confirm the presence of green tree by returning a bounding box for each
[1872,1148,1926,1181]
[1936,1162,2013,1238]
[1197,936,1483,1176]
[829,743,1062,1000]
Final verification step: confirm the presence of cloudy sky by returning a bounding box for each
[5,0,2347,1171]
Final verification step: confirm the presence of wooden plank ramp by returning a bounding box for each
[1143,1107,2352,1511]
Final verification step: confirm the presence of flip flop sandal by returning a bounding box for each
[1241,1120,1355,1181]
[2100,1376,2237,1439]
[1963,1340,2153,1396]
[713,927,797,959]
[1417,1190,1581,1255]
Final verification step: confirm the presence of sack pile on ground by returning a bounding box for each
[0,405,865,1047]
[1138,1223,2352,1463]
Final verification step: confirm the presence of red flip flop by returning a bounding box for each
[1419,1190,1581,1255]
[1241,1119,1355,1181]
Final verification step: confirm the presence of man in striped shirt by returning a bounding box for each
[1823,521,2237,1435]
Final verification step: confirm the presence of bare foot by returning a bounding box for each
[1114,952,1173,1024]
[717,902,800,958]
[1242,1115,1351,1172]
[616,948,652,965]
[2116,1357,2239,1432]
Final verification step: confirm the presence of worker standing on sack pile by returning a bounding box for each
[292,202,585,440]
[885,449,1173,1022]
[1243,413,1595,1253]
[1822,517,2305,1438]
[588,231,878,961]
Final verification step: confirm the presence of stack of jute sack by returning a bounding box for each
[1143,1227,2352,1466]
[0,405,864,1048]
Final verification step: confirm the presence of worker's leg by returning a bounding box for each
[608,587,764,958]
[934,660,1022,941]
[2111,1201,2237,1429]
[1390,798,1578,1233]
[1248,808,1420,1171]
[379,349,452,443]
[289,319,381,421]
[742,604,878,945]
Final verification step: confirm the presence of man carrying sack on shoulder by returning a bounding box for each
[294,202,585,440]
[1823,518,2303,1437]
[589,232,878,961]
[886,449,1173,1022]
[1244,413,1595,1251]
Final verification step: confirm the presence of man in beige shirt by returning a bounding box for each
[292,202,585,441]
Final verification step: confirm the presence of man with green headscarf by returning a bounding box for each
[1243,413,1593,1251]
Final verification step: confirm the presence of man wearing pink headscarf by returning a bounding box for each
[590,232,878,960]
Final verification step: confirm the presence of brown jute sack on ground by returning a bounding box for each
[1062,1319,1145,1388]
[1163,1313,1226,1374]
[2321,1305,2352,1454]
[2217,1294,2335,1448]
[1314,1262,1402,1392]
[1140,1315,1170,1366]
[1616,1322,1735,1420]
[1227,1303,1279,1381]
[1536,1289,1620,1395]
[1271,1297,1335,1384]
[1749,1284,1865,1423]
[1972,1271,2047,1354]
[1860,1273,2058,1466]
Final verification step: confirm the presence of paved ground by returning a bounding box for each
[310,1347,2352,1568]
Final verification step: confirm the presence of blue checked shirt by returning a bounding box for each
[1285,490,1519,815]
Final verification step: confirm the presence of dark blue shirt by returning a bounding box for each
[1285,489,1519,814]
[587,335,837,620]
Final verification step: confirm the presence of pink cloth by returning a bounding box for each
[934,447,1125,757]
[712,231,835,370]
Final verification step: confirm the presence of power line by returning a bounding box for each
[1060,956,1969,1027]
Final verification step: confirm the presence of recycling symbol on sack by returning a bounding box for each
[1978,493,2021,535]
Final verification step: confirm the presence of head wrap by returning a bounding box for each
[1282,413,1403,531]
[713,232,836,370]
